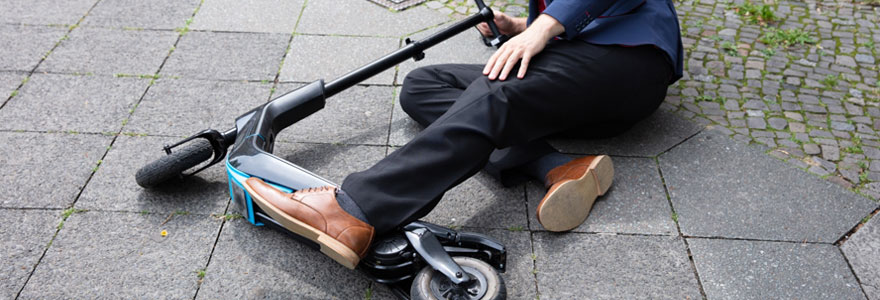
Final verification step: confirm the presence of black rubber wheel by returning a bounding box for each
[411,257,506,300]
[135,139,214,188]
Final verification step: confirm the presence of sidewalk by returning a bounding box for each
[1,0,878,299]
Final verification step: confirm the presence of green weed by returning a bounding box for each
[820,74,839,90]
[507,225,524,232]
[721,41,738,56]
[733,1,778,25]
[760,28,816,49]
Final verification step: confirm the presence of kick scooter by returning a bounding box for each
[137,1,511,298]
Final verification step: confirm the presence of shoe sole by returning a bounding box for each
[243,183,361,269]
[537,155,614,232]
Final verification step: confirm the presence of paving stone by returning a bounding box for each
[196,217,372,299]
[832,121,857,132]
[296,0,450,37]
[822,145,841,161]
[279,35,398,85]
[275,84,393,145]
[803,143,821,155]
[842,214,880,299]
[19,211,220,299]
[127,78,271,136]
[162,31,289,81]
[77,136,230,214]
[0,24,67,72]
[388,87,424,146]
[526,157,676,235]
[0,209,60,299]
[189,0,305,33]
[38,27,178,75]
[548,108,703,157]
[0,74,150,132]
[421,171,526,229]
[659,130,878,242]
[83,0,201,30]
[837,55,858,68]
[0,132,110,209]
[768,117,788,130]
[272,142,386,184]
[689,238,866,300]
[856,54,876,64]
[0,0,96,25]
[0,72,24,99]
[533,233,701,299]
[747,117,767,129]
[397,26,496,84]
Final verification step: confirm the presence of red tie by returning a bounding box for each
[538,0,546,13]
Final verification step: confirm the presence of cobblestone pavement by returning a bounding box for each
[1,0,879,299]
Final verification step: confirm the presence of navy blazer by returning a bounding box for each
[528,0,684,83]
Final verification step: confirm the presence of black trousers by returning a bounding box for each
[342,41,673,233]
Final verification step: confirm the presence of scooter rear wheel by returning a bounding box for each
[135,139,214,188]
[411,256,506,300]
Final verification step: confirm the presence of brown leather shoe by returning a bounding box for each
[536,155,613,232]
[242,178,374,269]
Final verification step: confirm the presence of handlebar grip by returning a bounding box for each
[473,0,503,38]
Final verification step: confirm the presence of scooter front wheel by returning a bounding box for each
[135,139,214,188]
[411,256,506,300]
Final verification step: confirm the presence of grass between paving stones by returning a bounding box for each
[57,208,88,230]
[732,0,778,25]
[759,28,816,49]
[364,286,373,300]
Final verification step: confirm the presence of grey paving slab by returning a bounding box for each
[273,142,386,184]
[421,171,527,229]
[397,24,496,83]
[296,0,450,37]
[0,132,110,209]
[77,136,230,215]
[370,229,537,300]
[842,216,880,299]
[548,106,704,157]
[190,0,305,33]
[660,129,879,243]
[0,72,25,99]
[0,74,150,133]
[279,35,398,85]
[38,27,178,75]
[689,238,865,300]
[126,78,272,136]
[533,233,701,299]
[0,209,59,299]
[0,0,95,25]
[162,31,290,81]
[388,87,422,146]
[0,24,67,72]
[82,0,201,30]
[275,84,394,145]
[526,157,677,235]
[196,218,371,299]
[19,211,220,299]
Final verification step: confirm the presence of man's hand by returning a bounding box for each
[476,12,527,37]
[482,14,564,81]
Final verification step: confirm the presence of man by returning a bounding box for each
[242,0,684,269]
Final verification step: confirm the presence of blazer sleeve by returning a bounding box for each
[542,0,618,40]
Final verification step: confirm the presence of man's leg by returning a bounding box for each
[399,64,573,187]
[344,42,673,234]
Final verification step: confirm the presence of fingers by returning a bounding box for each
[483,45,524,81]
[476,23,491,37]
[517,51,531,79]
[499,48,522,80]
